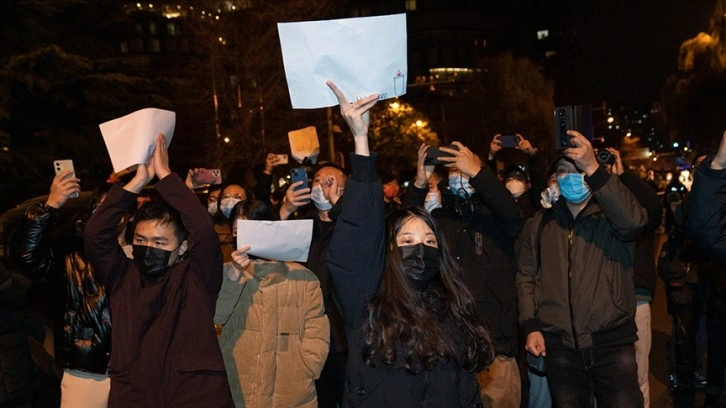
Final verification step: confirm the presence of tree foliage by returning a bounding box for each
[366,100,438,175]
[662,0,726,152]
[447,52,555,159]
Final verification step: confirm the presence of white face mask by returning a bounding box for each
[219,198,242,219]
[207,201,218,216]
[424,192,442,213]
[310,185,332,211]
[505,180,527,199]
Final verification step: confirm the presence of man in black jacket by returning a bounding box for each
[15,168,112,407]
[516,131,647,407]
[403,142,523,407]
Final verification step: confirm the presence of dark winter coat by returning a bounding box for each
[16,202,111,374]
[403,168,522,356]
[516,167,647,350]
[84,174,233,408]
[327,153,482,408]
[687,153,726,267]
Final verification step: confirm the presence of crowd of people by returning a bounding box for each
[1,80,725,408]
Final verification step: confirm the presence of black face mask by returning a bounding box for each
[132,245,174,278]
[400,243,441,291]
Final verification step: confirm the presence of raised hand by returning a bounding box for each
[438,141,482,178]
[517,134,537,156]
[605,148,624,176]
[279,181,311,220]
[46,169,80,209]
[563,130,599,176]
[488,134,502,161]
[321,174,343,206]
[326,81,378,156]
[413,143,434,189]
[227,245,251,281]
[152,133,171,180]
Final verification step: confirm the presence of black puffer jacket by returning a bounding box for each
[15,202,111,374]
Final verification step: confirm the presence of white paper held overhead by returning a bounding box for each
[278,13,407,109]
[98,108,176,173]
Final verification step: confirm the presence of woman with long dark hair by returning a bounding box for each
[325,81,493,407]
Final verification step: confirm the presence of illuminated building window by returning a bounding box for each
[406,0,417,11]
[149,22,157,35]
[429,67,475,81]
[537,30,549,40]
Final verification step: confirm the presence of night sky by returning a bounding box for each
[567,0,717,107]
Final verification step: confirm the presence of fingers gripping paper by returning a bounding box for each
[236,220,314,262]
[288,126,320,165]
[99,108,176,173]
[278,13,407,109]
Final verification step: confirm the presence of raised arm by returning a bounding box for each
[84,183,137,290]
[566,131,646,240]
[439,141,523,237]
[324,81,385,327]
[150,134,223,294]
[15,170,81,281]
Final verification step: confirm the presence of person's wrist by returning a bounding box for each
[44,198,61,210]
[157,168,171,179]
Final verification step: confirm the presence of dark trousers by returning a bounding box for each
[705,288,726,396]
[315,350,347,408]
[544,344,642,408]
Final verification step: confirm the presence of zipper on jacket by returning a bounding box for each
[567,228,580,350]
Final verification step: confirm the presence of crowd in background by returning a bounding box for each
[1,88,725,408]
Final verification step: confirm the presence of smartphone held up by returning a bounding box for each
[424,144,459,166]
[53,159,80,198]
[192,169,222,187]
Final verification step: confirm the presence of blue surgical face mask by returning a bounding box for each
[310,185,332,211]
[219,198,241,219]
[448,174,475,198]
[557,173,591,204]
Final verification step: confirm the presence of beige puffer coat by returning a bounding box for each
[215,260,330,408]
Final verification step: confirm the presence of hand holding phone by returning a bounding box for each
[498,135,519,148]
[53,160,80,199]
[290,167,309,191]
[424,145,459,166]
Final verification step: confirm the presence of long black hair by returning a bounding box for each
[363,206,493,373]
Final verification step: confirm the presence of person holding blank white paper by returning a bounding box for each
[84,134,233,407]
[215,199,329,408]
[325,81,493,407]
